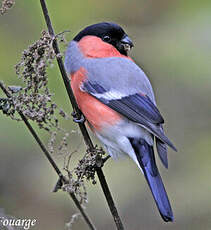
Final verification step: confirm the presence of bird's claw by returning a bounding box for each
[95,155,111,168]
[71,111,85,123]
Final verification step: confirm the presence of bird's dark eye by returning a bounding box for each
[102,35,111,42]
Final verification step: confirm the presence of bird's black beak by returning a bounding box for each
[120,35,134,53]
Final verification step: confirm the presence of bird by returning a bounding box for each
[64,22,177,222]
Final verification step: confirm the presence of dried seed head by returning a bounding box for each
[0,29,107,212]
[0,0,15,15]
[8,31,69,131]
[61,146,105,204]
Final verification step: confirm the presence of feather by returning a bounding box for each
[129,138,174,222]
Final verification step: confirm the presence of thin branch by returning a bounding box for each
[96,168,124,229]
[39,0,93,148]
[0,81,96,230]
[39,1,125,229]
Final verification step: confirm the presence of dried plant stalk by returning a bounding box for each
[0,0,15,15]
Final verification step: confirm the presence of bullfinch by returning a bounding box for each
[64,22,177,222]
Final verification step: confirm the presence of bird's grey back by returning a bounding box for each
[65,41,155,102]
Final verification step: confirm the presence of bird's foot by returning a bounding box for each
[95,155,111,168]
[71,111,85,123]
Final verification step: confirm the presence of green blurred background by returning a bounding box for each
[0,0,211,229]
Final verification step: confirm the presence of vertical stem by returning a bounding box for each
[96,168,124,230]
[40,0,94,148]
[39,1,125,229]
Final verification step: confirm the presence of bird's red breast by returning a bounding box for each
[70,67,121,132]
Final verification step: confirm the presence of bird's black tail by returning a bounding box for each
[129,138,174,222]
